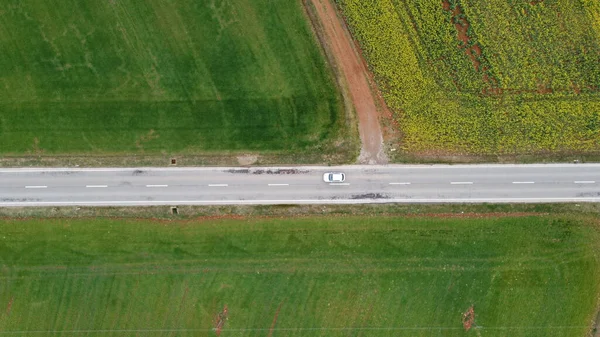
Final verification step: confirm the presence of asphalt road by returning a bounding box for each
[1,164,600,206]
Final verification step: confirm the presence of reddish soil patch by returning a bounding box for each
[218,284,232,290]
[1,215,248,225]
[214,305,229,336]
[462,305,475,331]
[404,212,547,219]
[188,215,247,223]
[572,82,582,95]
[442,0,501,95]
[537,81,553,94]
[5,296,14,316]
[307,0,388,164]
[267,301,285,337]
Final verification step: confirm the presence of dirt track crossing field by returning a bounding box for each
[308,0,388,164]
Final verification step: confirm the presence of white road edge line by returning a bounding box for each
[512,181,535,184]
[3,197,600,207]
[574,181,595,184]
[329,183,350,186]
[86,185,108,188]
[389,182,411,185]
[450,182,473,185]
[268,184,289,186]
[208,184,228,187]
[146,185,168,188]
[25,185,47,189]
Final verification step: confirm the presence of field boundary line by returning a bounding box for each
[2,163,600,173]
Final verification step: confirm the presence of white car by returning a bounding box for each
[323,172,345,183]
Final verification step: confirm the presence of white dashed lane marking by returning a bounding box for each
[512,181,535,184]
[268,184,289,186]
[86,185,107,188]
[389,182,411,185]
[574,181,595,184]
[329,183,350,186]
[146,185,168,188]
[208,184,228,187]
[25,185,47,189]
[450,182,473,185]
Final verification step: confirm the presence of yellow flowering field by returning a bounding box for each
[336,0,600,155]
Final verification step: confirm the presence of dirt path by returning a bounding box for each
[308,0,389,164]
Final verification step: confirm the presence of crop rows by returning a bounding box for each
[1,215,599,335]
[0,0,348,157]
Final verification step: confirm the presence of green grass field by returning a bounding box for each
[1,215,599,336]
[0,0,349,156]
[336,0,600,156]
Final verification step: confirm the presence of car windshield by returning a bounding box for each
[329,174,333,180]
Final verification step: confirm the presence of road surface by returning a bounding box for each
[1,164,600,206]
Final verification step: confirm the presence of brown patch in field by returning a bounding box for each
[462,305,475,331]
[536,81,553,94]
[218,284,232,290]
[442,1,501,95]
[442,0,451,11]
[530,0,544,5]
[465,48,481,71]
[267,301,285,337]
[454,21,469,47]
[30,137,44,155]
[406,212,546,219]
[214,305,228,336]
[307,0,388,164]
[135,129,159,152]
[5,296,14,316]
